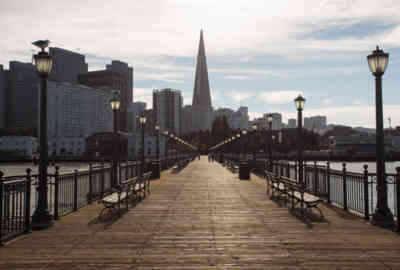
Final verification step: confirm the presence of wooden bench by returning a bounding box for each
[97,177,138,217]
[172,161,187,173]
[265,171,324,220]
[226,161,239,173]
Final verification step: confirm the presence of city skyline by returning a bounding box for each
[2,0,400,128]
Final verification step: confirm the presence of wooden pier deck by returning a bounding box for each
[0,157,399,269]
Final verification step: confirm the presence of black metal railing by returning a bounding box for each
[1,155,195,244]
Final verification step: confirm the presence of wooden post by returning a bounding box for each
[73,169,78,212]
[54,166,60,220]
[343,163,348,211]
[363,165,369,221]
[25,168,32,233]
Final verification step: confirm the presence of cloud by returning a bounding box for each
[259,91,303,104]
[226,91,255,103]
[224,75,252,80]
[322,98,333,104]
[353,99,362,105]
[134,88,153,108]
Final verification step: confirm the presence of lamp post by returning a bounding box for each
[252,124,258,168]
[110,92,121,133]
[367,46,394,228]
[31,40,54,230]
[295,95,305,185]
[139,115,146,176]
[267,114,273,171]
[152,125,161,179]
[110,92,121,187]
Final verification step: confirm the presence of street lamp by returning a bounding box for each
[242,130,247,160]
[295,94,305,185]
[367,46,394,228]
[152,124,160,179]
[267,114,273,170]
[139,115,146,176]
[31,40,53,229]
[110,92,121,133]
[252,124,258,165]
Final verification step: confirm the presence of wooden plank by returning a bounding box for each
[0,157,398,270]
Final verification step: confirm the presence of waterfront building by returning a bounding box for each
[49,47,88,84]
[78,60,133,132]
[153,88,183,135]
[0,65,6,128]
[45,81,113,157]
[329,133,392,154]
[127,134,166,159]
[191,30,213,132]
[0,136,38,158]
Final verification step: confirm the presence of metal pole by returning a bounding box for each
[31,75,53,229]
[156,130,159,160]
[142,122,145,176]
[372,74,394,227]
[268,122,272,171]
[113,110,117,133]
[298,108,303,185]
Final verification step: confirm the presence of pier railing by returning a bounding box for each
[220,154,398,230]
[0,154,194,244]
[267,160,398,227]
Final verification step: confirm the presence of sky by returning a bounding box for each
[1,0,400,128]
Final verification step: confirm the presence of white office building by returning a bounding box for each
[45,81,114,156]
[0,136,38,158]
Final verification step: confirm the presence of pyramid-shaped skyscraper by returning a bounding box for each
[191,30,213,131]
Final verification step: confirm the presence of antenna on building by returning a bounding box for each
[388,117,392,129]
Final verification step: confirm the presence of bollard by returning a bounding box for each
[326,162,331,204]
[25,168,32,233]
[73,169,78,212]
[343,163,348,211]
[363,165,369,221]
[54,166,60,220]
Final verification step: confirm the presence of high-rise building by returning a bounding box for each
[264,112,283,130]
[153,88,183,135]
[192,30,213,132]
[6,61,40,130]
[214,107,249,130]
[288,118,296,129]
[181,105,193,135]
[304,116,327,130]
[0,65,6,128]
[78,60,133,132]
[49,47,88,84]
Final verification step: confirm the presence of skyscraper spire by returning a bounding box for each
[192,30,212,108]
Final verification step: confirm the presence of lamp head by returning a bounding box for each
[294,95,306,111]
[367,45,389,76]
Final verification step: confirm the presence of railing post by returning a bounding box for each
[363,165,369,221]
[88,163,92,204]
[25,168,32,233]
[396,167,400,232]
[73,169,78,212]
[326,162,331,204]
[54,166,60,220]
[313,161,318,195]
[295,160,298,181]
[0,171,4,245]
[343,163,348,211]
[101,162,105,197]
